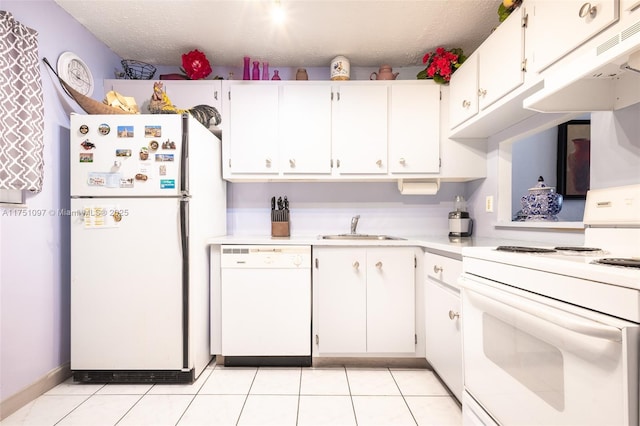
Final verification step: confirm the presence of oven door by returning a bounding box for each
[460,274,639,426]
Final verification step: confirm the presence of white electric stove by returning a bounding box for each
[460,184,640,426]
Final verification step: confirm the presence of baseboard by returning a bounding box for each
[0,362,71,421]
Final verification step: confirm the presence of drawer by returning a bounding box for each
[426,253,462,288]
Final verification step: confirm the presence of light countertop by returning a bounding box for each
[206,234,526,258]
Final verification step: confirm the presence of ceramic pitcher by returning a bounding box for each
[370,64,399,80]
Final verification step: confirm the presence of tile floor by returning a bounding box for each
[1,361,461,426]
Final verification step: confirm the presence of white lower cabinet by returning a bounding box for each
[314,247,416,355]
[425,252,463,400]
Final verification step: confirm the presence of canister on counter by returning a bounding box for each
[331,55,350,80]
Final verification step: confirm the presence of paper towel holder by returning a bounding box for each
[397,179,440,195]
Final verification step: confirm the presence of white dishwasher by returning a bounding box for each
[220,245,312,366]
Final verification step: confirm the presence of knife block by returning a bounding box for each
[271,220,290,237]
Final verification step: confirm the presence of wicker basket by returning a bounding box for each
[121,59,157,80]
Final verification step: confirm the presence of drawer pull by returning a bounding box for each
[375,261,383,269]
[462,100,471,108]
[579,2,597,18]
[352,261,360,269]
[265,158,272,168]
[433,265,443,273]
[449,310,460,320]
[289,158,296,168]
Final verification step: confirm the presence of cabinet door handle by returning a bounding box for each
[265,158,272,168]
[399,158,406,166]
[478,88,487,97]
[579,2,597,18]
[289,159,296,168]
[448,310,460,320]
[433,265,443,273]
[375,261,383,269]
[336,159,341,168]
[462,100,471,108]
[214,91,218,100]
[352,261,360,269]
[376,159,382,167]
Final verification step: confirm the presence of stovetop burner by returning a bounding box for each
[496,246,557,253]
[592,258,640,268]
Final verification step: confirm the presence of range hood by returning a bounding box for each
[524,17,640,113]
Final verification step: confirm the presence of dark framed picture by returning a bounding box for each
[557,120,591,199]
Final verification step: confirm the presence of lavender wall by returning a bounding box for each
[0,0,122,403]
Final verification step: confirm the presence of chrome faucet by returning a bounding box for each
[350,215,360,234]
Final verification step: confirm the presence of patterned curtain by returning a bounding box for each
[0,11,44,193]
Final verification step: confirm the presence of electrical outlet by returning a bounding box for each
[485,196,494,212]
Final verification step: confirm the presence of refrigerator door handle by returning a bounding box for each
[180,197,190,369]
[181,114,189,195]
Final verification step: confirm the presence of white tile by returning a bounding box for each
[405,396,462,426]
[390,370,450,396]
[56,394,141,426]
[352,396,416,426]
[250,368,301,395]
[177,395,245,426]
[148,368,214,395]
[43,378,105,396]
[198,366,257,394]
[237,395,298,426]
[0,395,88,426]
[96,383,153,395]
[346,369,401,396]
[117,394,193,426]
[297,395,356,426]
[300,368,349,395]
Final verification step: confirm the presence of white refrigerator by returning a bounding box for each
[69,113,226,383]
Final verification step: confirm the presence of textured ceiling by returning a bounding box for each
[54,0,503,68]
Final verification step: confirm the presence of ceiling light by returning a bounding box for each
[271,0,285,23]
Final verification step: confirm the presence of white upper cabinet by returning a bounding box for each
[221,80,483,182]
[449,6,526,131]
[528,0,620,73]
[332,84,388,175]
[477,7,525,110]
[389,84,440,174]
[448,53,479,129]
[281,83,333,175]
[225,83,280,175]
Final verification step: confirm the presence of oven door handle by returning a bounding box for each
[460,276,622,343]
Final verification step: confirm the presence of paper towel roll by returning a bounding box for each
[397,179,440,195]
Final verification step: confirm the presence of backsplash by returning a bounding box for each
[226,181,466,237]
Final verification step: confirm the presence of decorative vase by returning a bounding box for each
[296,68,308,80]
[252,61,260,80]
[243,56,250,80]
[271,70,281,80]
[262,62,269,81]
[520,176,563,221]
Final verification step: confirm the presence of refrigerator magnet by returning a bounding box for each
[155,153,174,162]
[139,147,149,161]
[149,140,159,151]
[120,178,134,188]
[161,139,176,150]
[80,140,96,150]
[115,149,132,157]
[117,125,134,137]
[135,173,148,181]
[98,124,110,135]
[160,179,175,189]
[79,153,93,163]
[159,165,167,176]
[79,124,89,134]
[145,125,161,137]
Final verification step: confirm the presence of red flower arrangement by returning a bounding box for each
[181,49,212,80]
[416,47,466,84]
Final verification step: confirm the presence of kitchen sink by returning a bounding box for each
[320,234,406,241]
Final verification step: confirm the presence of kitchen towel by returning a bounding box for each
[0,11,44,193]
